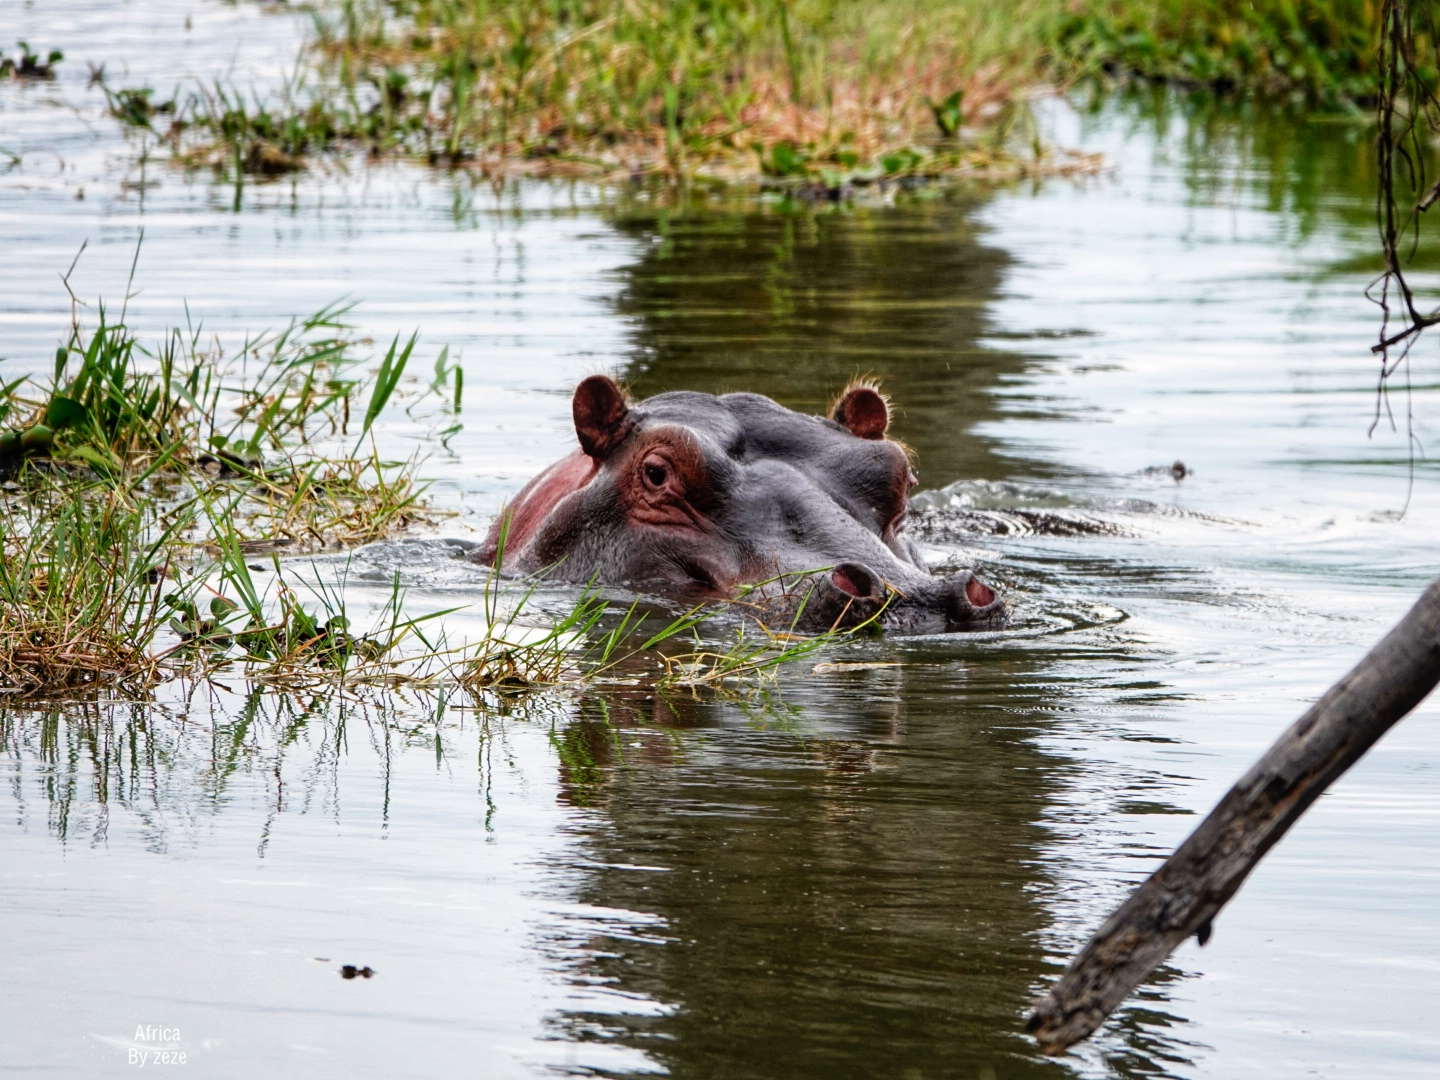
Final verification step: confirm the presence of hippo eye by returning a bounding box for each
[642,457,669,489]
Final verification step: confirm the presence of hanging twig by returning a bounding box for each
[1369,0,1440,367]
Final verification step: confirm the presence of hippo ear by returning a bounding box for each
[573,375,632,460]
[830,385,889,440]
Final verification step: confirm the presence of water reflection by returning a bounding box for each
[607,197,1045,487]
[542,657,1083,1078]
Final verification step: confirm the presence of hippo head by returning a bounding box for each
[479,376,1004,633]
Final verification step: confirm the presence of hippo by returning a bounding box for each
[478,376,1004,633]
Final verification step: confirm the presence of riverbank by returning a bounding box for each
[81,0,1381,188]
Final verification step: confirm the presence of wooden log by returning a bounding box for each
[1027,578,1440,1054]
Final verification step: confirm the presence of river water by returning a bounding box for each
[3,3,1439,1078]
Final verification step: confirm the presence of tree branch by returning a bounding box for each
[1027,578,1440,1055]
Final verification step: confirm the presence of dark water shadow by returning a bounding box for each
[602,195,1069,488]
[536,648,1190,1079]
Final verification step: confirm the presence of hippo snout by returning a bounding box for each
[800,564,1005,635]
[869,568,1006,635]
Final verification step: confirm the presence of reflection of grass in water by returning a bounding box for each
[1,677,809,844]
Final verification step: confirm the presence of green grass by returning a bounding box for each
[1,294,437,550]
[103,0,1101,186]
[0,280,453,697]
[0,473,201,697]
[1,293,867,700]
[1050,0,1393,108]
[313,0,1065,182]
[97,0,1398,188]
[461,526,869,698]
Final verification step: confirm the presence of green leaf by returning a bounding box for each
[926,89,965,138]
[210,595,240,618]
[356,332,416,450]
[43,395,88,430]
[65,443,120,478]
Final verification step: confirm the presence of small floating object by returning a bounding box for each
[245,141,302,175]
[810,661,902,674]
[340,964,375,980]
[1140,460,1191,481]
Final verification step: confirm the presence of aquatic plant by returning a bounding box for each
[309,0,1066,183]
[0,474,202,697]
[0,41,62,80]
[94,0,1394,187]
[461,526,863,698]
[0,291,435,550]
[0,277,450,696]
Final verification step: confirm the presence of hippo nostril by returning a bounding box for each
[966,577,996,608]
[830,562,882,601]
[943,570,1003,626]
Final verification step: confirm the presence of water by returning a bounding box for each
[4,4,1440,1077]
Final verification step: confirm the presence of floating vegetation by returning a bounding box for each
[0,41,62,80]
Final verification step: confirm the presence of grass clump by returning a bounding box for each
[463,533,879,700]
[0,477,193,696]
[311,0,1072,183]
[102,0,1105,186]
[95,0,1397,187]
[1,41,62,80]
[1,295,437,551]
[1047,0,1396,107]
[0,274,457,697]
